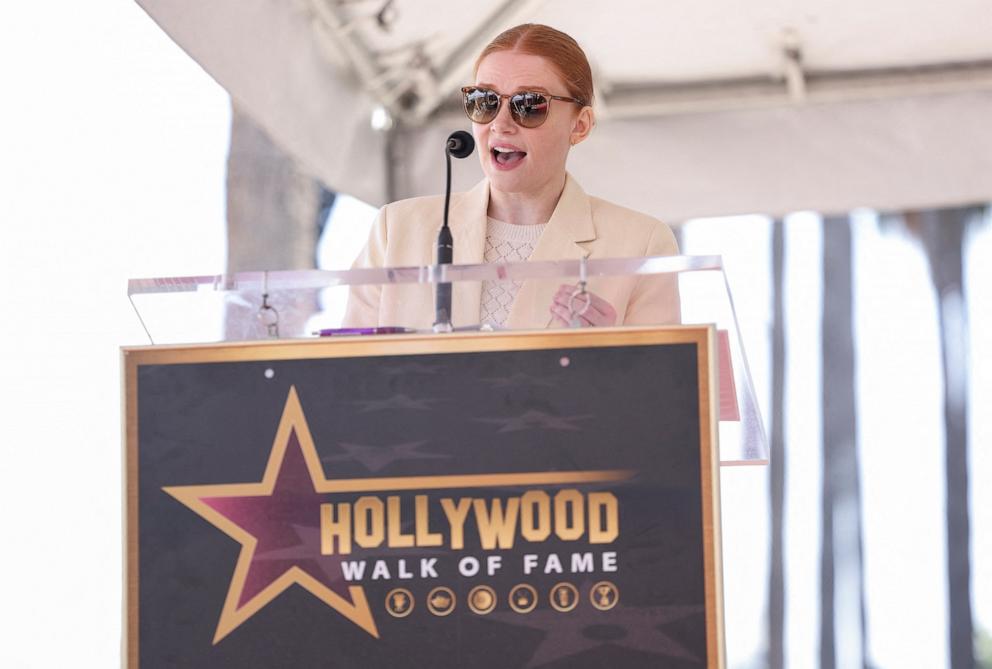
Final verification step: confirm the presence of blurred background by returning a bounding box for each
[1,1,989,667]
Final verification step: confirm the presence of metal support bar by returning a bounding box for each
[426,58,992,122]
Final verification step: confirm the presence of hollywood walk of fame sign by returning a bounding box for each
[124,326,724,668]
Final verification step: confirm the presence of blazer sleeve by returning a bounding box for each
[341,205,388,327]
[621,220,682,326]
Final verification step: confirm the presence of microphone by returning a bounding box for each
[434,130,475,331]
[446,130,475,159]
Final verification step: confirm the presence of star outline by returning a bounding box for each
[162,386,378,643]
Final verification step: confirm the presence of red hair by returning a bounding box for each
[475,24,594,106]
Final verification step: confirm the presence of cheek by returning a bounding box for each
[471,123,487,146]
[532,129,571,164]
[472,124,489,166]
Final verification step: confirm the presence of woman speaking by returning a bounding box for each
[345,23,680,330]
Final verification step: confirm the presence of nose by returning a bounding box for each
[489,98,517,135]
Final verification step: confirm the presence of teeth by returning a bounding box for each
[493,147,518,153]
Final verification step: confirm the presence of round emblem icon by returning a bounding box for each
[385,587,414,618]
[426,586,456,616]
[590,581,619,611]
[549,582,579,612]
[508,584,538,614]
[467,585,497,615]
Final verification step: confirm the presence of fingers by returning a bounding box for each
[552,287,605,325]
[550,302,575,327]
[550,304,595,327]
[549,284,617,327]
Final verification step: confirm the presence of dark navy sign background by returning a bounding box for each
[130,333,718,668]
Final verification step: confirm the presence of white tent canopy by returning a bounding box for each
[137,0,992,219]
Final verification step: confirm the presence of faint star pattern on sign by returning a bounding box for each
[378,362,442,376]
[322,441,450,472]
[480,372,557,389]
[350,394,441,412]
[475,410,593,433]
[489,603,705,667]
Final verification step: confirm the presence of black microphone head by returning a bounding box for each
[446,130,475,159]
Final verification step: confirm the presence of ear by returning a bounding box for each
[569,106,595,146]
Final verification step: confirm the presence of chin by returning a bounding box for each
[484,168,531,194]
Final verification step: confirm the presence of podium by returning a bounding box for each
[123,256,766,668]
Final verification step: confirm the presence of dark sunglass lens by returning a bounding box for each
[464,88,499,122]
[511,92,549,127]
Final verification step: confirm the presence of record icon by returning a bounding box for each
[468,585,497,615]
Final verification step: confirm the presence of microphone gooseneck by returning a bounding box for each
[441,131,475,235]
[434,131,475,331]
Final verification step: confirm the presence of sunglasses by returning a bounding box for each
[461,86,586,128]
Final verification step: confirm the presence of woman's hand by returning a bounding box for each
[550,284,617,327]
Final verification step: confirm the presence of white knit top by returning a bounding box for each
[480,217,547,328]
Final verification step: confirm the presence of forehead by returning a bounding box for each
[474,50,570,94]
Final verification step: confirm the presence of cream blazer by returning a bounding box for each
[343,174,680,330]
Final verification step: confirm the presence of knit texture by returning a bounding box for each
[480,217,547,327]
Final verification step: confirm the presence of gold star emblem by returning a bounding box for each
[163,387,378,643]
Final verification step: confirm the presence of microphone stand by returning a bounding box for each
[434,131,473,332]
[433,147,455,332]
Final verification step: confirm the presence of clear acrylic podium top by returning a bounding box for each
[128,255,767,465]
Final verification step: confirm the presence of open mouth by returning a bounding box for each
[492,146,527,167]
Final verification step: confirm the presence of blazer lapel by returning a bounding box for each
[449,178,489,327]
[507,174,596,329]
